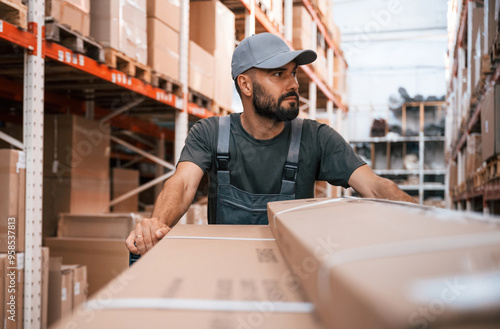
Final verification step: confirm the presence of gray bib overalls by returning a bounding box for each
[215,115,304,225]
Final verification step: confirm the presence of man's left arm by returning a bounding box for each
[348,164,416,203]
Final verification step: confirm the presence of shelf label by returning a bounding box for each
[58,50,64,62]
[65,51,71,63]
[0,21,3,33]
[79,54,84,66]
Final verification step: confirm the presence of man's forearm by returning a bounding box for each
[376,178,416,203]
[150,174,196,228]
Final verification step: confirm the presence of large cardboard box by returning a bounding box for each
[43,177,110,238]
[44,238,129,297]
[57,213,140,239]
[112,168,139,212]
[268,198,500,329]
[481,85,500,161]
[189,41,215,99]
[90,0,147,64]
[50,225,323,329]
[466,2,484,97]
[146,0,179,31]
[292,6,313,51]
[62,264,88,309]
[484,0,497,55]
[0,149,25,253]
[44,115,110,180]
[189,0,217,55]
[2,253,24,329]
[46,0,90,36]
[146,17,179,79]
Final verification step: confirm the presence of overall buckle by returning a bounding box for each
[283,163,298,181]
[216,154,229,170]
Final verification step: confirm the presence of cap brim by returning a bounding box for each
[253,49,317,70]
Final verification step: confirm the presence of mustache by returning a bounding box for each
[278,91,299,104]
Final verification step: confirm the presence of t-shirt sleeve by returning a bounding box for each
[178,117,217,172]
[316,123,366,188]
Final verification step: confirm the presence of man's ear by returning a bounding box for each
[237,74,252,97]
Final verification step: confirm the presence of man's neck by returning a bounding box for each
[240,111,285,140]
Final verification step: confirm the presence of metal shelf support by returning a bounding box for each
[24,1,45,328]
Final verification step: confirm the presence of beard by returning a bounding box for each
[252,82,300,122]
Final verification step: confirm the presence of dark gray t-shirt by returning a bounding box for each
[179,113,365,223]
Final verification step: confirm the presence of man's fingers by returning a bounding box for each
[141,218,154,252]
[155,226,171,240]
[125,231,139,255]
[135,222,146,255]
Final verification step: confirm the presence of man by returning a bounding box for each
[126,33,415,256]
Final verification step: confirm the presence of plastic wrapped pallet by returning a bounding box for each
[90,0,147,65]
[49,225,324,329]
[146,17,179,79]
[189,41,215,99]
[268,197,500,329]
[45,0,90,36]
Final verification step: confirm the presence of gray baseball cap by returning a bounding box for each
[231,33,317,80]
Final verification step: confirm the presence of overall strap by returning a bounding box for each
[216,115,231,184]
[280,118,304,195]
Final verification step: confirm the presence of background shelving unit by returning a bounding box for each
[351,101,446,206]
[446,0,500,215]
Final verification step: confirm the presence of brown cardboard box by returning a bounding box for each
[44,238,129,297]
[292,6,313,51]
[41,247,49,329]
[50,225,323,329]
[112,168,139,212]
[146,0,179,31]
[449,161,458,189]
[44,115,110,180]
[0,149,25,253]
[43,177,110,238]
[466,133,482,177]
[57,213,140,239]
[189,0,217,55]
[214,1,235,110]
[146,17,179,79]
[90,0,147,64]
[3,252,24,329]
[48,257,73,326]
[189,41,215,99]
[481,85,500,161]
[46,0,90,36]
[185,204,208,225]
[268,198,500,329]
[62,264,87,309]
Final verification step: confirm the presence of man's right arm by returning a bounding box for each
[125,161,205,255]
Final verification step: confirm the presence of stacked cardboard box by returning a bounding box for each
[0,253,24,329]
[43,115,110,238]
[189,0,235,106]
[48,259,88,326]
[0,149,25,254]
[50,225,323,329]
[57,213,140,239]
[466,1,484,99]
[111,168,139,212]
[146,0,180,80]
[45,238,128,298]
[90,0,147,65]
[46,0,90,36]
[268,198,500,329]
[292,6,313,51]
[481,85,500,161]
[465,133,483,177]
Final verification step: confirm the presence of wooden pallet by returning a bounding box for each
[104,48,151,84]
[0,0,27,29]
[189,90,212,110]
[45,19,104,63]
[151,72,182,96]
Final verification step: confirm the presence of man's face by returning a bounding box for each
[251,62,300,122]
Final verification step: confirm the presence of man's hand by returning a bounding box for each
[125,217,171,255]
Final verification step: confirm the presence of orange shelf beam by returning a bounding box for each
[0,20,36,51]
[239,0,345,111]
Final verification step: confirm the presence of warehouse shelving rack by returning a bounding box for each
[350,101,447,205]
[446,0,500,215]
[0,0,348,326]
